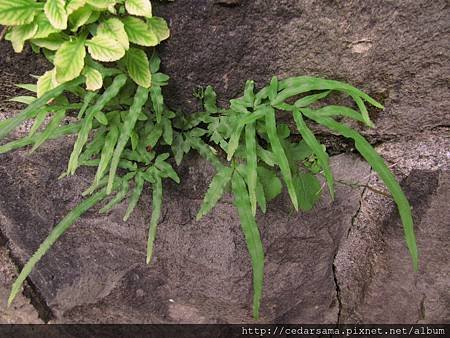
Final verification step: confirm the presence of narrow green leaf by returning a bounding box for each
[107,86,149,194]
[150,85,163,123]
[243,80,255,107]
[0,77,84,141]
[68,75,127,175]
[268,76,278,103]
[265,107,298,210]
[149,51,161,73]
[294,90,331,108]
[147,175,162,264]
[256,145,276,167]
[203,86,217,113]
[123,173,145,221]
[144,125,163,148]
[172,133,185,166]
[238,105,268,126]
[28,109,47,137]
[314,105,366,123]
[8,188,108,306]
[231,171,264,320]
[15,83,37,93]
[130,130,139,150]
[302,108,418,270]
[226,125,243,161]
[0,122,81,155]
[162,118,173,145]
[99,179,130,214]
[245,123,257,215]
[155,161,180,183]
[275,76,384,110]
[94,125,119,186]
[292,109,334,199]
[30,109,65,152]
[8,96,35,104]
[187,135,223,171]
[78,127,106,162]
[255,180,266,213]
[196,166,233,220]
[351,94,375,127]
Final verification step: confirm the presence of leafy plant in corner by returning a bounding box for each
[175,78,418,318]
[0,0,417,320]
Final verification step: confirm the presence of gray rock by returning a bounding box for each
[0,244,43,324]
[0,142,370,323]
[154,0,450,141]
[335,133,450,323]
[0,0,449,325]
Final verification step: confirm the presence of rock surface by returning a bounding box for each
[335,133,450,324]
[0,244,43,324]
[0,0,449,324]
[154,0,449,141]
[0,143,369,323]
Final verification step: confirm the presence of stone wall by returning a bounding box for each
[0,0,448,324]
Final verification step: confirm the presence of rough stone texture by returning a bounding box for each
[0,0,449,324]
[335,133,450,324]
[0,143,369,323]
[154,0,450,141]
[0,244,43,324]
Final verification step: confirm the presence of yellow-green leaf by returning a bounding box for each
[37,69,57,97]
[126,48,151,88]
[33,12,59,39]
[86,0,115,10]
[68,5,93,32]
[44,0,68,30]
[66,0,86,15]
[83,66,103,91]
[125,0,152,17]
[31,35,65,50]
[122,16,158,47]
[147,17,170,43]
[86,34,125,62]
[0,0,40,26]
[55,38,86,83]
[6,22,38,52]
[97,18,129,50]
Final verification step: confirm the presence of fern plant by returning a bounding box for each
[0,0,417,321]
[175,78,418,319]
